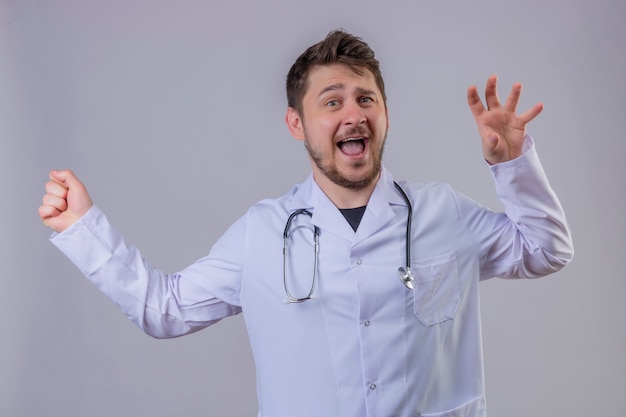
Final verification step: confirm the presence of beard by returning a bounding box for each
[304,128,386,191]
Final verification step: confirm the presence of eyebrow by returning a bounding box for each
[318,84,378,98]
[318,83,344,97]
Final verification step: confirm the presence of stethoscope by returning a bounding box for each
[283,181,415,303]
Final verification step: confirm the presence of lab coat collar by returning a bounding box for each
[285,166,408,242]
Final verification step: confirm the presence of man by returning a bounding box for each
[39,30,573,416]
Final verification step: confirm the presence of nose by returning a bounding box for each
[343,101,367,126]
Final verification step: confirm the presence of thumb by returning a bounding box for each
[49,169,81,189]
[482,133,501,165]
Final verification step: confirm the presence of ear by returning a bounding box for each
[285,107,305,140]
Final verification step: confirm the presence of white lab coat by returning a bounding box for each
[52,136,573,417]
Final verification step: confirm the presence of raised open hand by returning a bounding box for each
[467,75,543,165]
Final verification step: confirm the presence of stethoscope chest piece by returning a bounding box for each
[398,267,415,290]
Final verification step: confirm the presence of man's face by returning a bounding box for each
[286,64,389,192]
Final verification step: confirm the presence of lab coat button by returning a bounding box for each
[356,259,363,265]
[369,383,377,390]
[364,320,371,327]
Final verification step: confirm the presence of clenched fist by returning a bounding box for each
[38,170,93,233]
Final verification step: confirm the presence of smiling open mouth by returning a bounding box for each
[338,137,366,155]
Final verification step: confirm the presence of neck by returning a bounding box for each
[313,172,379,209]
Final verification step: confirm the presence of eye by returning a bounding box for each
[359,96,374,104]
[326,99,339,107]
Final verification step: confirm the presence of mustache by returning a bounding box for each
[336,126,371,140]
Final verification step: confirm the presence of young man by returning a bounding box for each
[39,30,573,416]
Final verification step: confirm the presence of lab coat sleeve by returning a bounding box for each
[50,206,243,338]
[456,134,574,279]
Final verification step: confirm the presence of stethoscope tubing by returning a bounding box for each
[283,181,415,303]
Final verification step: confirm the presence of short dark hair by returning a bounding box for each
[286,30,387,114]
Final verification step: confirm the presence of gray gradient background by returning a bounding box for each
[2,0,624,416]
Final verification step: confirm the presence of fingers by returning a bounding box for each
[45,178,68,198]
[42,191,68,212]
[47,169,92,210]
[41,177,66,212]
[39,183,68,227]
[467,85,485,119]
[41,173,70,212]
[467,75,502,119]
[497,80,542,123]
[38,203,61,222]
[39,169,94,232]
[484,74,501,111]
[519,102,544,124]
[469,75,543,124]
[504,82,522,112]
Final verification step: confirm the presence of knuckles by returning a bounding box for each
[45,180,68,198]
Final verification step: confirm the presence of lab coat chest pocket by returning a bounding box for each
[412,252,460,326]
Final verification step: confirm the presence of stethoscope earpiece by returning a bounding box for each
[398,267,415,290]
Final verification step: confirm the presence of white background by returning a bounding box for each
[2,0,624,415]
